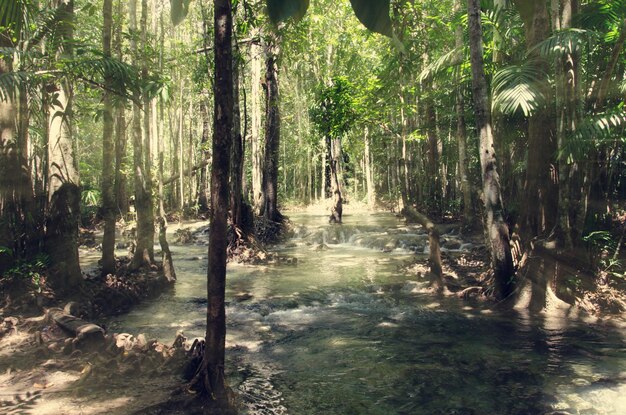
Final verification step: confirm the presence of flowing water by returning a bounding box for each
[105,212,626,414]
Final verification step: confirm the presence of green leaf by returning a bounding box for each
[170,0,192,26]
[349,0,392,37]
[266,0,310,24]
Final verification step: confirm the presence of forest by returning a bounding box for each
[1,0,626,413]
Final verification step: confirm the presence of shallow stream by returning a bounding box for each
[106,212,626,414]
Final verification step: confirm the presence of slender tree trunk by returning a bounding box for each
[178,89,184,211]
[554,0,576,248]
[113,0,127,217]
[250,33,264,214]
[45,0,82,291]
[195,0,233,405]
[230,49,244,230]
[262,34,282,222]
[424,96,440,214]
[364,127,375,209]
[329,137,343,223]
[198,101,210,212]
[514,0,558,237]
[468,0,515,300]
[101,0,116,275]
[455,0,472,224]
[129,0,154,269]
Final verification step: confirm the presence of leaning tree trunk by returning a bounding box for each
[193,0,233,406]
[101,0,116,276]
[262,34,282,223]
[467,0,515,300]
[46,0,82,292]
[129,0,154,270]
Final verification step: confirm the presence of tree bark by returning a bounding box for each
[467,0,515,300]
[514,0,558,237]
[129,0,154,270]
[0,29,34,272]
[230,48,244,230]
[45,0,82,292]
[250,32,264,214]
[196,0,233,405]
[101,0,116,276]
[329,137,343,223]
[113,0,128,218]
[364,127,375,209]
[455,0,472,224]
[262,34,282,222]
[198,101,211,212]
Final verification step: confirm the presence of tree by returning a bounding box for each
[129,0,155,270]
[311,77,357,223]
[467,0,515,300]
[45,0,82,292]
[261,32,283,222]
[191,0,234,406]
[101,0,116,276]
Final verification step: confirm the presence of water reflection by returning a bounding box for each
[105,213,626,414]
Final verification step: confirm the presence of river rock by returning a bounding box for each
[572,378,591,387]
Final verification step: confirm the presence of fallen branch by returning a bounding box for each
[47,308,105,342]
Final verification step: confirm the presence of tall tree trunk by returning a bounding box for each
[329,137,343,223]
[424,97,440,214]
[455,0,472,224]
[178,91,184,211]
[198,101,211,212]
[113,0,128,217]
[554,0,576,248]
[250,33,264,214]
[46,0,82,292]
[467,0,515,300]
[514,0,558,237]
[262,34,282,222]
[230,49,244,230]
[101,0,116,276]
[129,0,154,270]
[364,127,375,209]
[195,0,233,405]
[0,32,34,272]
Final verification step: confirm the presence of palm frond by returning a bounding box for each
[0,0,33,42]
[562,108,626,160]
[492,61,546,116]
[0,71,29,101]
[575,109,626,142]
[530,28,595,59]
[63,54,142,97]
[418,47,465,83]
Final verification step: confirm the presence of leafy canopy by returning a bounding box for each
[311,76,358,139]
